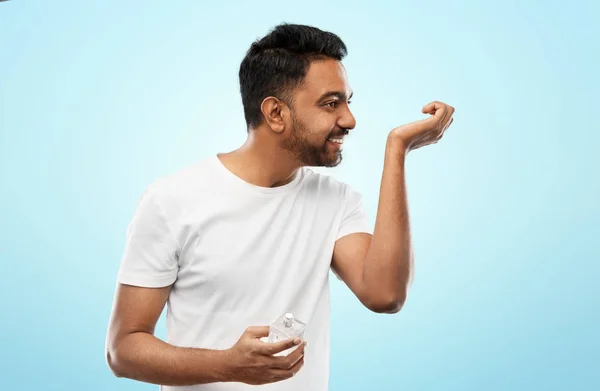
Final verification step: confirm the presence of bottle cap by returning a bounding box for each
[283,313,294,327]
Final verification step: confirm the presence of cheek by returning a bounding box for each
[310,117,336,138]
[294,109,335,141]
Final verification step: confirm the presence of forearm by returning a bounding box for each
[108,332,232,386]
[363,136,413,309]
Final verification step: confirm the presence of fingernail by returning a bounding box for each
[294,338,301,344]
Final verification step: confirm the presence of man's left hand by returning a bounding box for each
[388,101,455,153]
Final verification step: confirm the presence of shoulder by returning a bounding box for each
[143,157,216,204]
[301,167,355,199]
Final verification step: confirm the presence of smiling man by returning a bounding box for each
[106,23,454,391]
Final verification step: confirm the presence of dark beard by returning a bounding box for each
[280,112,343,167]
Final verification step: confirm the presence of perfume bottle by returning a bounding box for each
[268,313,306,356]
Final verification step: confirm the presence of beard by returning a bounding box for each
[280,111,343,168]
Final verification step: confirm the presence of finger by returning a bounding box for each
[270,342,306,369]
[421,101,437,114]
[257,336,303,356]
[270,355,305,381]
[245,326,270,338]
[421,101,447,119]
[443,117,454,132]
[284,342,306,368]
[440,106,455,130]
[422,102,451,130]
[433,117,454,145]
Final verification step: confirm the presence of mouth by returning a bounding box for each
[326,136,344,145]
[326,130,348,147]
[326,137,344,150]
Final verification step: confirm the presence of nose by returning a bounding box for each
[339,106,356,131]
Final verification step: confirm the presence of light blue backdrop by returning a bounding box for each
[1,1,598,390]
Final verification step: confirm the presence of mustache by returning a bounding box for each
[328,129,350,138]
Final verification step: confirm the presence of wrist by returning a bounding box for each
[212,348,237,383]
[385,134,408,159]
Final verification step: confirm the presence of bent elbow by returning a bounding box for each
[106,345,127,378]
[367,292,407,314]
[106,350,121,377]
[370,300,405,314]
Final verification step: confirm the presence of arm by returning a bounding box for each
[332,101,455,313]
[109,186,307,386]
[331,140,411,314]
[105,283,230,386]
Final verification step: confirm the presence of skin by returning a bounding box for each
[216,59,357,188]
[106,57,455,386]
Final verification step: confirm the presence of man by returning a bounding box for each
[105,23,454,390]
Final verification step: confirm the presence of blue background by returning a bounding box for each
[1,1,598,390]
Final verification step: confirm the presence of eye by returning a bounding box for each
[324,100,352,109]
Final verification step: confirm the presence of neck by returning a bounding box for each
[217,129,301,188]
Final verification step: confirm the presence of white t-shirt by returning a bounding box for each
[116,155,373,391]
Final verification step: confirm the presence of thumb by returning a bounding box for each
[244,326,270,338]
[422,101,447,120]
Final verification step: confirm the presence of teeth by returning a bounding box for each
[328,138,343,144]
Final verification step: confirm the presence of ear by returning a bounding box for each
[260,96,288,134]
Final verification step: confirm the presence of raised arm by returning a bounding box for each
[331,101,455,313]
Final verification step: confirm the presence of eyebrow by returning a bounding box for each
[317,90,353,103]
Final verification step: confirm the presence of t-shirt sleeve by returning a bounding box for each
[335,184,373,242]
[116,186,179,288]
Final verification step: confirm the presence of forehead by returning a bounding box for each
[296,59,351,99]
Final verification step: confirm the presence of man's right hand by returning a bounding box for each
[224,326,307,385]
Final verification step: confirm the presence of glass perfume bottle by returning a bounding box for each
[268,313,306,356]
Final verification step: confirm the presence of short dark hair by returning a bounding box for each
[239,23,348,130]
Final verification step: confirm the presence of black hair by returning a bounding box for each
[239,23,347,130]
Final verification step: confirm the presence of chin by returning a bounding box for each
[323,154,343,168]
[297,146,343,167]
